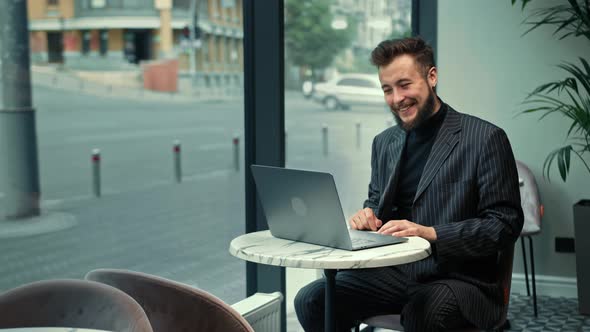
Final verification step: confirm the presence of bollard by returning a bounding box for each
[173,140,182,183]
[92,149,101,197]
[322,124,328,157]
[356,121,361,150]
[233,135,240,172]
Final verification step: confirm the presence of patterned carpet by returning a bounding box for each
[506,294,590,331]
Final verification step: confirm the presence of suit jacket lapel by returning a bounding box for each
[413,108,462,203]
[377,128,406,217]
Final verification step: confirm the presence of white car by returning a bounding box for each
[311,73,385,110]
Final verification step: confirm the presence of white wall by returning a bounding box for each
[437,0,590,284]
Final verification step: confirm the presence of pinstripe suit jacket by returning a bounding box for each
[363,104,524,328]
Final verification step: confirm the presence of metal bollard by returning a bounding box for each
[322,124,328,157]
[91,149,101,197]
[356,121,361,150]
[233,135,240,172]
[173,140,182,183]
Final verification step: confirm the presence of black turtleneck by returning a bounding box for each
[382,102,448,222]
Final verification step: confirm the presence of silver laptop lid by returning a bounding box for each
[250,165,353,250]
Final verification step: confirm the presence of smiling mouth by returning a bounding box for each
[398,103,415,113]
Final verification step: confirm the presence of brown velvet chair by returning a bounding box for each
[0,279,153,332]
[85,269,254,332]
[358,243,515,332]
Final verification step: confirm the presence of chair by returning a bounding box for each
[0,279,153,332]
[516,160,543,318]
[85,269,255,332]
[358,243,515,332]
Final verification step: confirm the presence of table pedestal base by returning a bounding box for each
[324,269,337,332]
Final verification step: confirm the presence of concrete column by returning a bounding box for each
[0,0,41,219]
[155,0,173,57]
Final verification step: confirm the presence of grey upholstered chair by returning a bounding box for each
[85,269,255,332]
[358,243,515,332]
[0,279,153,332]
[516,160,543,318]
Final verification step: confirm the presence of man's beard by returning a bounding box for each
[391,89,436,131]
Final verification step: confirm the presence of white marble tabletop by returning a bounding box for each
[229,230,431,270]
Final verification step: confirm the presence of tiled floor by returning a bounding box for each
[287,293,590,331]
[506,294,590,331]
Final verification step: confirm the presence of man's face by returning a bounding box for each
[378,54,439,130]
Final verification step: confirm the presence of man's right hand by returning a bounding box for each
[349,208,382,231]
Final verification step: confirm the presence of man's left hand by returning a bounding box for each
[377,219,437,242]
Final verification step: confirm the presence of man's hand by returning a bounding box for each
[377,219,437,242]
[349,208,382,231]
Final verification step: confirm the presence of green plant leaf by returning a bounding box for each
[543,148,558,181]
[565,145,572,172]
[559,61,590,96]
[557,149,566,180]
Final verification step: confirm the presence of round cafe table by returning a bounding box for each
[230,230,431,332]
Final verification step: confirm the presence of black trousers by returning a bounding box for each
[294,267,472,332]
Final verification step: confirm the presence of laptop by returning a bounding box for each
[250,165,407,251]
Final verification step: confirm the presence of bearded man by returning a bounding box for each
[294,37,523,332]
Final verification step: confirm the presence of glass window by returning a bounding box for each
[81,30,91,55]
[173,0,191,9]
[99,29,108,56]
[0,0,246,310]
[284,0,412,329]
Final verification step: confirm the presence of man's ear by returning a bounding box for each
[428,66,438,88]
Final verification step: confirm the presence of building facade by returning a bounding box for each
[27,0,243,88]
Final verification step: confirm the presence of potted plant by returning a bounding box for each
[512,0,590,314]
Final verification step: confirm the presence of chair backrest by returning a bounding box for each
[516,160,543,235]
[0,279,153,332]
[85,269,254,332]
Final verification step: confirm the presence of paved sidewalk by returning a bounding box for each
[31,64,243,103]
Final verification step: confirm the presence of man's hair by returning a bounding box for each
[370,36,435,78]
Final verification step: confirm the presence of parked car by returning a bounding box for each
[311,73,385,110]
